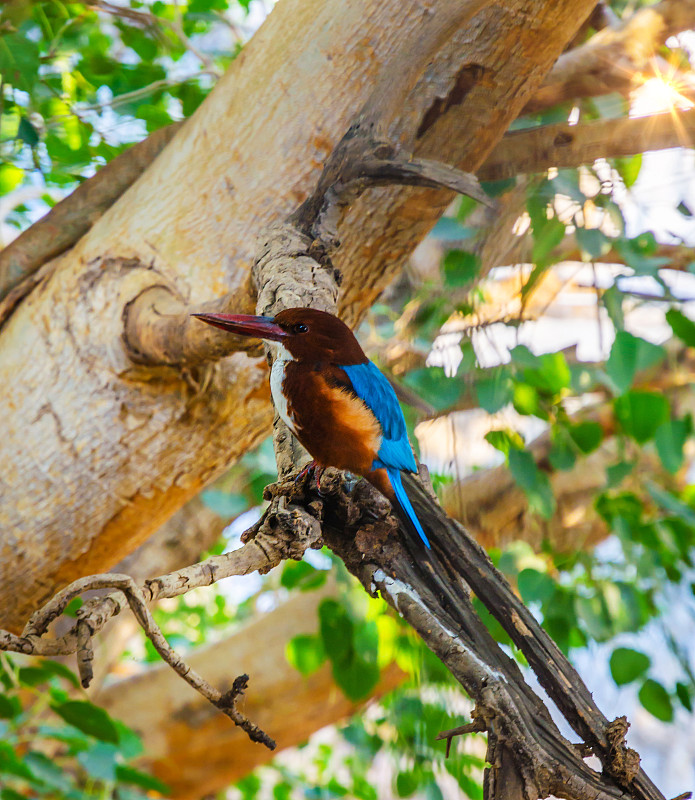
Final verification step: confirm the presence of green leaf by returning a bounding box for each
[609,647,650,685]
[51,700,119,743]
[602,284,624,330]
[286,634,326,676]
[614,235,669,275]
[442,249,481,287]
[517,568,555,604]
[568,421,603,454]
[200,490,247,517]
[507,448,556,519]
[24,751,73,792]
[614,154,642,188]
[512,382,544,418]
[575,227,610,260]
[0,164,24,195]
[62,597,83,618]
[655,418,690,474]
[429,217,475,241]
[475,371,513,413]
[115,764,171,794]
[0,742,33,779]
[522,351,571,395]
[666,308,695,347]
[0,694,19,719]
[646,482,695,527]
[531,215,565,267]
[484,429,524,457]
[280,560,327,591]
[403,367,461,412]
[548,429,576,471]
[38,659,81,688]
[318,600,353,664]
[18,117,39,147]
[638,679,674,722]
[77,742,119,782]
[17,665,55,686]
[135,103,173,133]
[0,33,40,92]
[605,332,665,394]
[396,771,420,797]
[676,682,692,712]
[332,655,380,701]
[480,177,516,197]
[614,391,669,443]
[2,789,28,800]
[605,461,634,488]
[509,345,538,368]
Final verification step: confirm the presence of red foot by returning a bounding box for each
[294,461,326,495]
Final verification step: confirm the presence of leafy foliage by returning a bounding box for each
[0,654,167,799]
[0,0,240,232]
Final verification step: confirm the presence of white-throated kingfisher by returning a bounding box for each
[193,308,430,548]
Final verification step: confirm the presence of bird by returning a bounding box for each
[193,307,430,548]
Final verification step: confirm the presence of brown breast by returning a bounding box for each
[282,362,382,475]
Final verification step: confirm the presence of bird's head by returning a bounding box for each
[193,307,368,365]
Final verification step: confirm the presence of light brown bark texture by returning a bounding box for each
[96,582,404,800]
[0,0,597,631]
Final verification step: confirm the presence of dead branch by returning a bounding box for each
[478,108,695,182]
[0,496,322,749]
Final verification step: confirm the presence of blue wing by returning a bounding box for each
[341,362,416,473]
[341,362,430,548]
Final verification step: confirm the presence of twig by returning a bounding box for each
[436,718,486,758]
[0,500,322,749]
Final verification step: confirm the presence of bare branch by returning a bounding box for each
[0,498,323,748]
[479,108,695,182]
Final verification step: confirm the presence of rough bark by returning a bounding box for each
[0,0,597,631]
[96,581,404,800]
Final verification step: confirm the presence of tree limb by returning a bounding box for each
[0,496,323,748]
[0,122,184,309]
[478,108,695,182]
[96,581,405,800]
[524,0,695,114]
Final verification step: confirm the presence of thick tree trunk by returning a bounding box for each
[0,0,596,630]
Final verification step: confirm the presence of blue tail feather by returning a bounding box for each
[387,468,431,549]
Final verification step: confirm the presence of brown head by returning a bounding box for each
[192,307,368,365]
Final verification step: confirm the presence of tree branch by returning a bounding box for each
[524,0,695,114]
[0,495,323,748]
[0,122,184,312]
[479,108,695,182]
[123,151,491,367]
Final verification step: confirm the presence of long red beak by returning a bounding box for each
[191,313,287,341]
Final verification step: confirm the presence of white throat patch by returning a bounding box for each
[269,342,297,434]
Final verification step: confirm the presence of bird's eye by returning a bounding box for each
[293,323,308,334]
